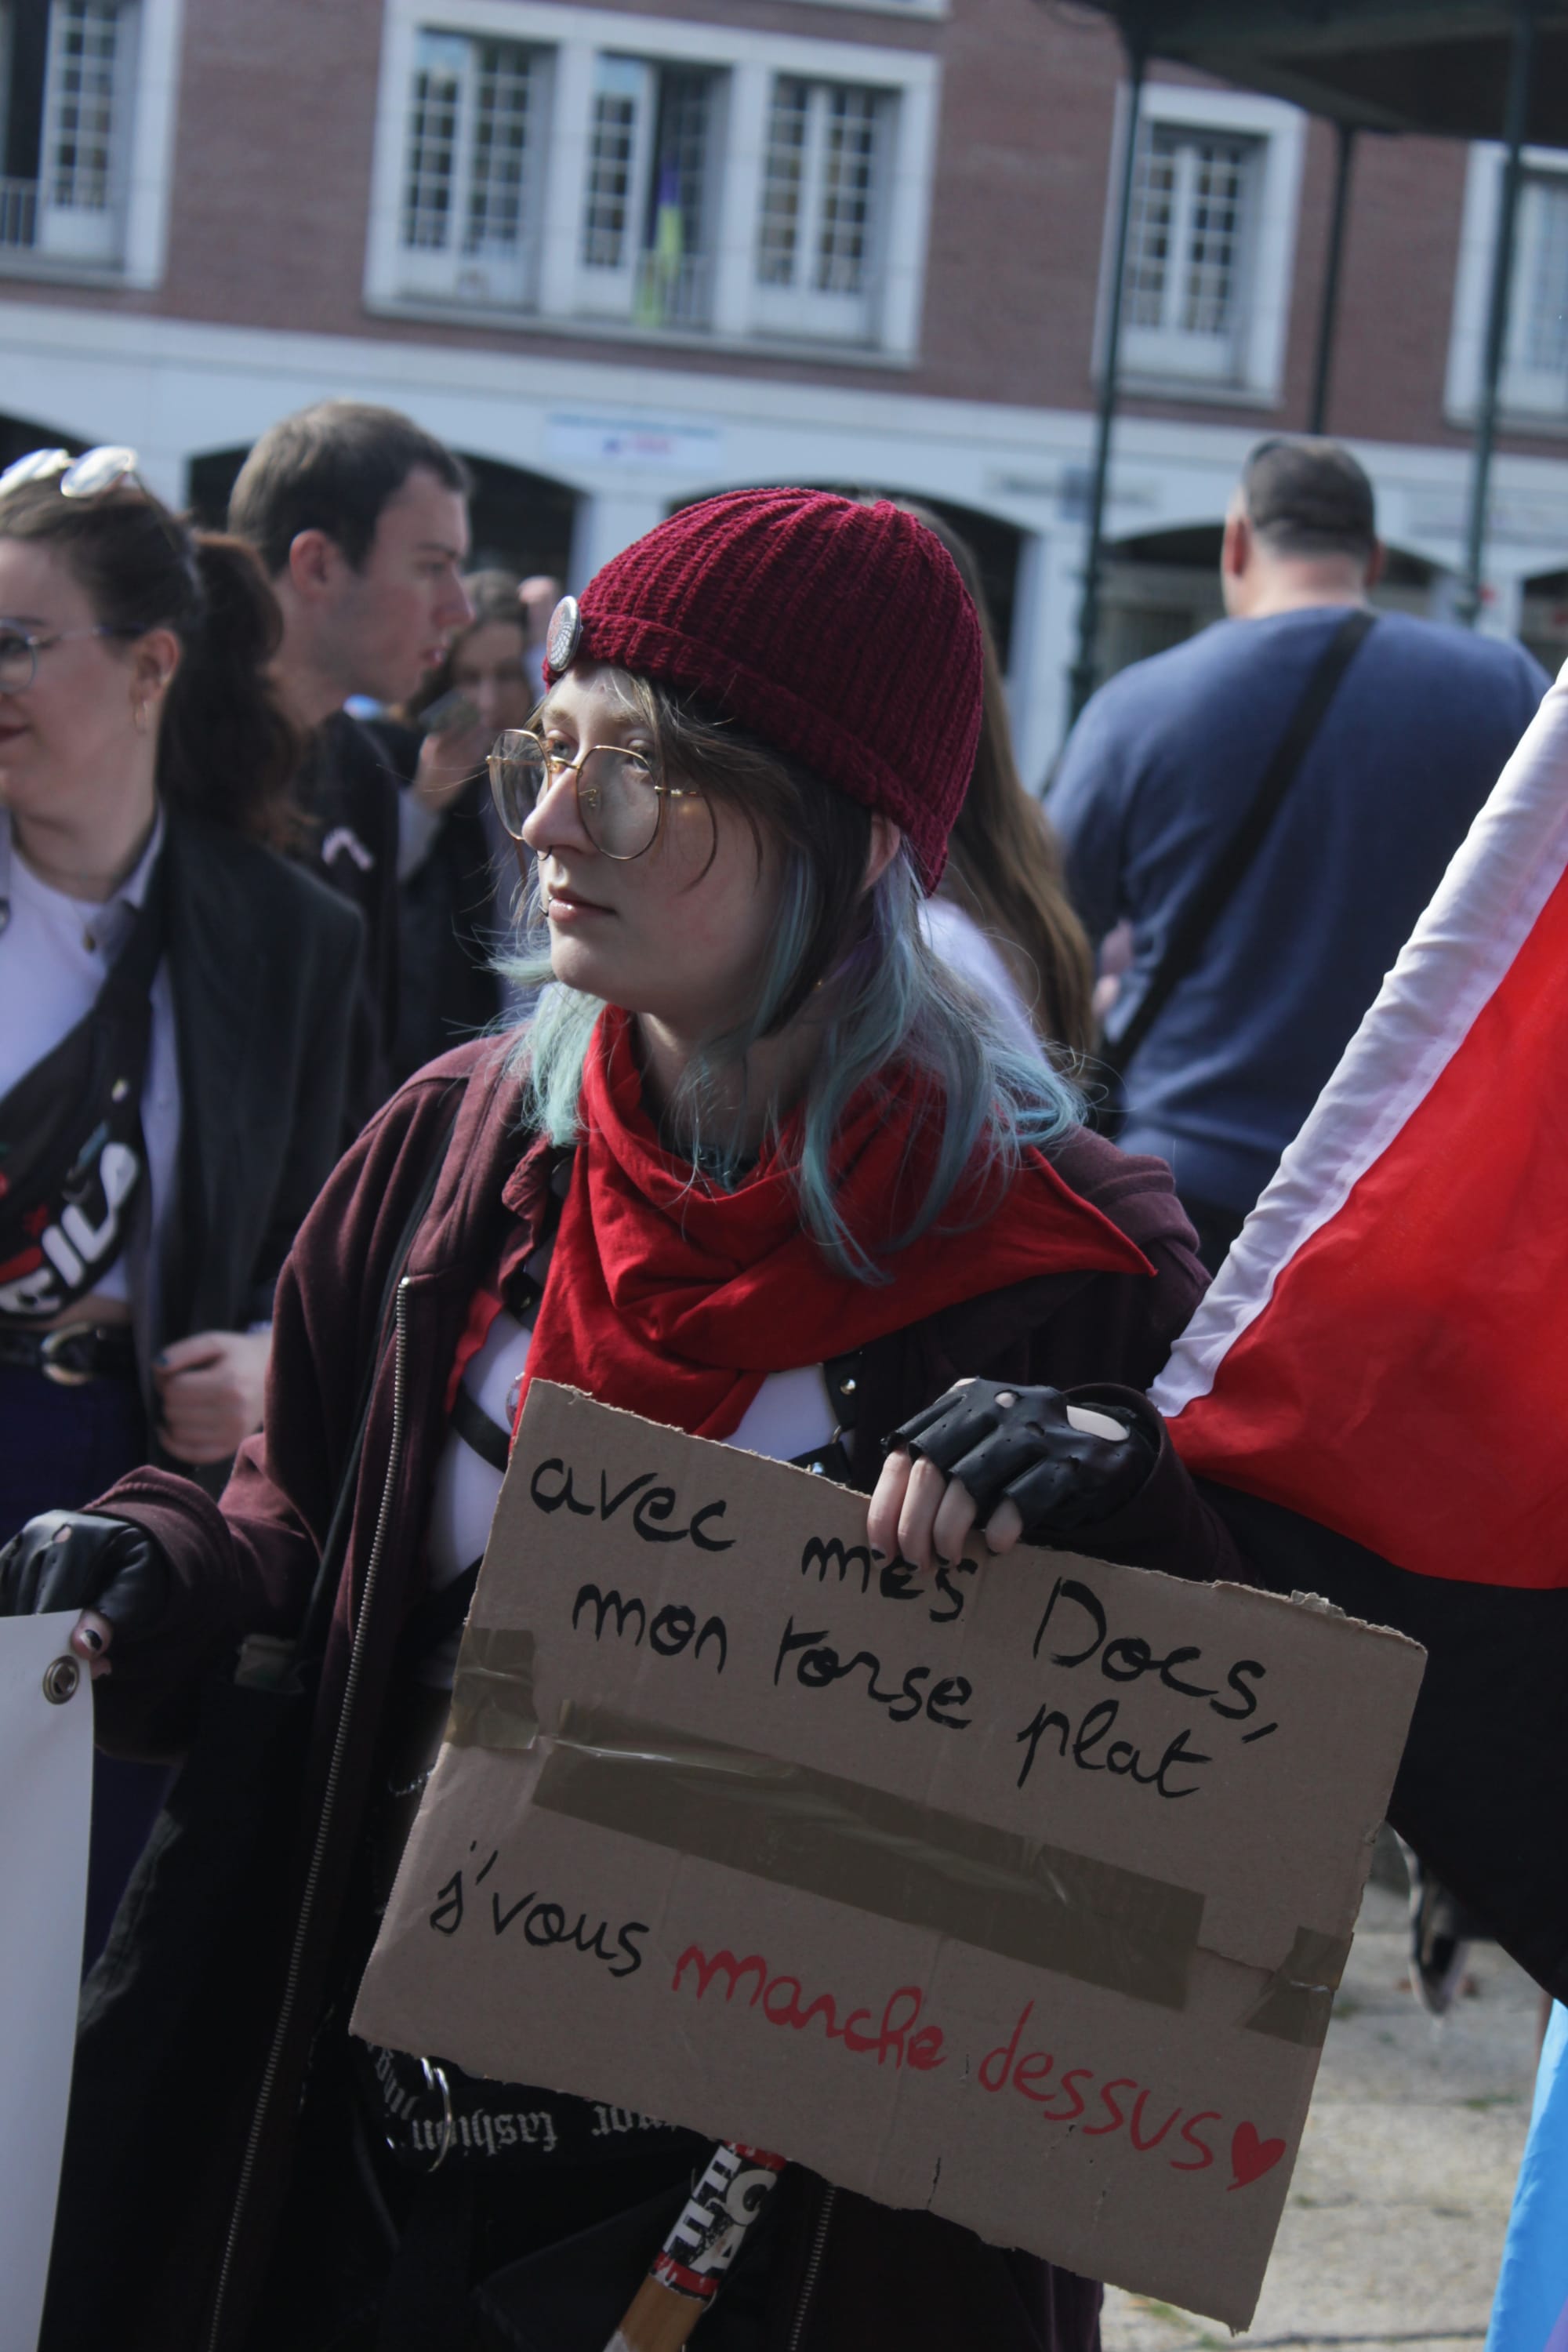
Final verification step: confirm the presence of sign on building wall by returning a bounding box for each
[546,412,724,474]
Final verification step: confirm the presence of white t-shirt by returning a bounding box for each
[420,1297,837,1687]
[0,810,179,1312]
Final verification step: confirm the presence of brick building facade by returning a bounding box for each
[2,0,1566,772]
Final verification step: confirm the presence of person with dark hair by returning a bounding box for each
[0,445,362,1958]
[393,568,546,1078]
[897,503,1095,1062]
[11,489,1239,2350]
[229,399,474,1123]
[1236,434,1380,562]
[1050,434,1550,1271]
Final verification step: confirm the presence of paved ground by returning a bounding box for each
[1102,1880,1543,2352]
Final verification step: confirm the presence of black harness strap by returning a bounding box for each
[1104,606,1377,1080]
[448,1384,510,1473]
[0,851,170,1321]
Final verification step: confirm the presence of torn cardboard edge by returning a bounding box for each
[1213,1580,1423,1650]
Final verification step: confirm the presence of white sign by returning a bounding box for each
[0,1613,93,2352]
[546,413,724,474]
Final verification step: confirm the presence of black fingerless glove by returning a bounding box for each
[886,1380,1156,1539]
[0,1510,170,1640]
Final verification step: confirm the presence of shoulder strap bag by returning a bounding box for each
[0,848,169,1319]
[1102,606,1377,1086]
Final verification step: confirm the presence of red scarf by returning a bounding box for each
[517,1007,1152,1442]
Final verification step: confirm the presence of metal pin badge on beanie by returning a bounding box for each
[546,595,582,674]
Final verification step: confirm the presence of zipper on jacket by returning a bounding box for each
[786,2183,836,2352]
[205,1280,414,2352]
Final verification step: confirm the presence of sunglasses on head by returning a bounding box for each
[0,445,150,501]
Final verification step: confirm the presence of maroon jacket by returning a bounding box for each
[89,1039,1244,2352]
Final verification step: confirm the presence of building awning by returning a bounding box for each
[1079,2,1568,143]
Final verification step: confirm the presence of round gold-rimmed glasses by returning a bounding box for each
[487,728,705,862]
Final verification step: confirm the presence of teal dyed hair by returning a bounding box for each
[503,673,1083,1283]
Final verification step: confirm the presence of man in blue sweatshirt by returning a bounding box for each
[1050,437,1549,1270]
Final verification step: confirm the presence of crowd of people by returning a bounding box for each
[0,403,1555,2348]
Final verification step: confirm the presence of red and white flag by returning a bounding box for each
[1154,666,1568,1593]
[1149,667,1568,1994]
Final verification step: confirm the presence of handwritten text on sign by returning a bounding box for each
[354,1384,1424,2329]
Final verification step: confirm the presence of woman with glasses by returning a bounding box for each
[0,447,363,1958]
[13,490,1239,2350]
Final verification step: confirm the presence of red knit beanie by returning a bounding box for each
[543,488,982,891]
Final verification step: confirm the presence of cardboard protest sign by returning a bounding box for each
[354,1382,1425,2327]
[0,1614,93,2352]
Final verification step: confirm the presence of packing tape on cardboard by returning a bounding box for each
[447,1638,1342,2042]
[543,1699,1201,2010]
[1240,1926,1352,2045]
[447,1626,539,1752]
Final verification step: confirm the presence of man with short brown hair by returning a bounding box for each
[230,401,473,1124]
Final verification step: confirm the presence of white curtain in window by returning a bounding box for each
[401,29,539,307]
[1121,122,1259,383]
[1506,171,1568,414]
[36,0,129,261]
[753,77,887,343]
[581,53,648,279]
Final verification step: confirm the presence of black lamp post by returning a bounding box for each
[1067,28,1146,729]
[1458,0,1540,628]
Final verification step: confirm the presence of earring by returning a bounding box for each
[131,695,149,735]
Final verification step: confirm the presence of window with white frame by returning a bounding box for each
[1123,124,1261,382]
[1449,150,1568,423]
[1512,171,1568,403]
[399,30,543,307]
[0,0,138,263]
[1100,84,1305,403]
[753,76,888,342]
[366,5,938,360]
[577,55,720,329]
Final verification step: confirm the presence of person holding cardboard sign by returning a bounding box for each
[10,489,1244,2351]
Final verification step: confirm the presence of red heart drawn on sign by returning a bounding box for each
[1228,2122,1287,2190]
